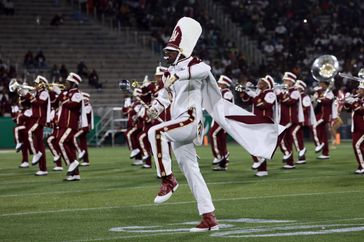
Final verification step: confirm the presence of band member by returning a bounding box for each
[277,72,304,169]
[330,89,345,148]
[344,82,364,174]
[47,86,63,171]
[73,92,93,166]
[210,75,234,171]
[57,72,88,181]
[122,88,144,166]
[23,75,51,176]
[147,17,285,232]
[11,93,32,168]
[295,80,316,164]
[240,75,277,176]
[312,79,336,159]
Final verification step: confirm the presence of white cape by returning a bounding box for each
[202,72,286,159]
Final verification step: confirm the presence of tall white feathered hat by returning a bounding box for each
[164,17,202,58]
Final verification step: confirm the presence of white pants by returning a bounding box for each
[148,112,215,215]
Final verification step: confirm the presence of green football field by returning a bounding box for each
[1,142,364,242]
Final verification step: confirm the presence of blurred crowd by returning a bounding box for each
[86,0,364,91]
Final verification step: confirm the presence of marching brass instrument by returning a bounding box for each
[8,79,35,95]
[235,82,257,92]
[311,55,339,82]
[274,83,288,91]
[47,83,65,91]
[311,55,340,96]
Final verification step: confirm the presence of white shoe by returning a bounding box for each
[53,166,63,171]
[212,165,227,171]
[132,159,143,166]
[317,155,330,159]
[296,160,306,164]
[15,143,23,152]
[53,154,61,163]
[212,157,222,165]
[283,152,292,160]
[298,147,306,157]
[67,160,79,172]
[154,183,179,204]
[190,225,219,232]
[315,143,325,153]
[354,169,364,174]
[65,175,80,181]
[251,158,265,169]
[31,151,43,165]
[130,148,140,158]
[255,171,268,177]
[142,164,151,168]
[35,170,48,176]
[80,162,90,166]
[283,164,296,169]
[19,162,29,168]
[78,150,86,160]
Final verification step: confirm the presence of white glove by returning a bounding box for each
[124,97,131,107]
[52,85,61,95]
[163,74,177,89]
[274,88,282,96]
[345,97,356,104]
[246,89,257,97]
[147,106,159,120]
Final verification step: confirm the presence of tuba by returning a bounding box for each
[311,55,339,82]
[311,55,340,96]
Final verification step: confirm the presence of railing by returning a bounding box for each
[200,0,264,65]
[88,107,128,147]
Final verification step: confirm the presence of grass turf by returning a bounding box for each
[0,142,364,242]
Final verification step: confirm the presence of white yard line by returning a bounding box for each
[0,175,343,198]
[1,190,363,217]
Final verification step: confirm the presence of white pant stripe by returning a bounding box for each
[139,133,148,157]
[292,125,301,151]
[126,127,137,150]
[47,136,58,156]
[59,128,72,165]
[28,123,39,155]
[73,130,84,154]
[212,126,222,158]
[313,119,323,145]
[14,126,25,144]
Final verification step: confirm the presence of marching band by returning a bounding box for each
[9,72,93,181]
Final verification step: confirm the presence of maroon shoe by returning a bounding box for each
[190,212,219,232]
[154,174,178,204]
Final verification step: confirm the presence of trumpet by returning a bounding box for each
[9,79,35,95]
[235,82,257,92]
[274,83,288,90]
[47,83,65,91]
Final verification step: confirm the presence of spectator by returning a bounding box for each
[88,69,102,90]
[23,51,34,69]
[34,50,46,68]
[49,64,60,82]
[0,88,11,116]
[59,64,68,80]
[2,0,14,15]
[50,14,64,26]
[77,61,88,78]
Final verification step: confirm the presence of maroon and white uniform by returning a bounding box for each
[12,97,32,166]
[73,92,93,165]
[123,96,144,163]
[277,85,303,166]
[344,94,364,172]
[56,87,83,174]
[241,85,276,173]
[313,88,335,157]
[24,85,50,172]
[209,86,234,166]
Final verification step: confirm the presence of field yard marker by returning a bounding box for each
[1,190,363,217]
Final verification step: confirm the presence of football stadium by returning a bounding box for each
[0,0,364,241]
